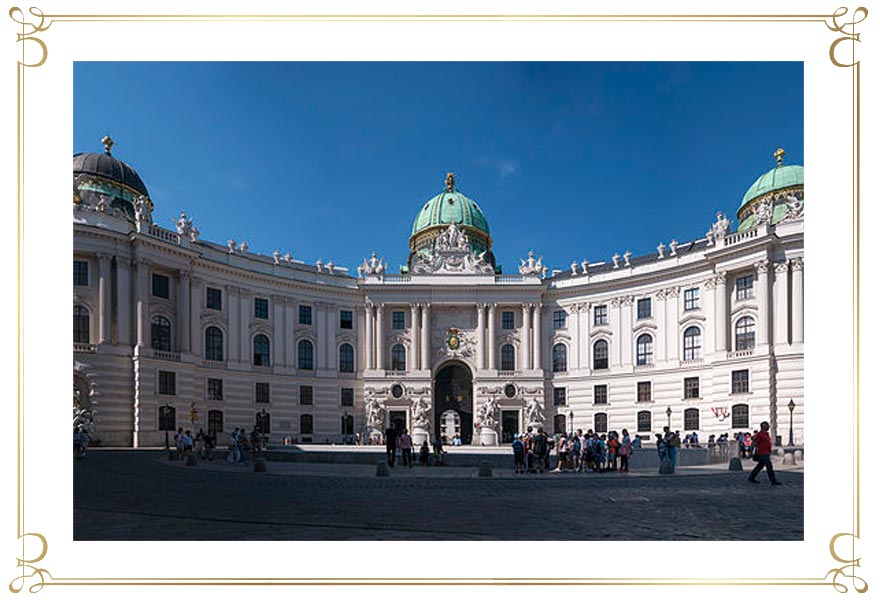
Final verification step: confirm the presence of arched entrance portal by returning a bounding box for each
[433,361,473,444]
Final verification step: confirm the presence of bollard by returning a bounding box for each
[775,447,786,457]
[782,453,795,465]
[793,450,803,462]
[185,453,198,467]
[659,459,674,475]
[478,461,493,478]
[376,461,391,477]
[728,457,743,471]
[253,457,267,472]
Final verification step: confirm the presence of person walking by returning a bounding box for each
[385,425,399,467]
[666,429,681,470]
[512,434,525,473]
[398,428,414,468]
[748,421,782,485]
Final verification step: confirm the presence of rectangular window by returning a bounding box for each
[255,382,270,404]
[501,311,515,330]
[152,273,170,299]
[594,304,608,326]
[206,287,222,310]
[594,384,608,405]
[553,310,567,330]
[341,387,354,407]
[732,370,750,394]
[300,385,313,405]
[637,381,652,403]
[158,371,176,395]
[684,287,700,311]
[553,387,567,406]
[392,310,405,330]
[684,377,700,399]
[299,305,312,325]
[254,297,269,319]
[340,310,353,329]
[637,298,652,319]
[736,275,755,300]
[207,378,223,402]
[637,411,652,432]
[73,260,89,286]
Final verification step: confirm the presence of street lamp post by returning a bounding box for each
[666,406,672,429]
[568,410,574,434]
[162,403,171,450]
[788,399,796,446]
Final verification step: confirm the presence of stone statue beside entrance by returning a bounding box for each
[410,396,431,446]
[365,397,385,443]
[526,397,545,429]
[476,397,500,446]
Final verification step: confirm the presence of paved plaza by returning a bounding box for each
[74,450,803,541]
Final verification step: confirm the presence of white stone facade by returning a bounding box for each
[73,192,804,447]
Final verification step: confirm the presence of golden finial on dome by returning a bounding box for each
[773,147,785,165]
[445,172,456,192]
[101,135,114,154]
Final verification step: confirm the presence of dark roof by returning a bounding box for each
[548,237,710,281]
[73,152,149,196]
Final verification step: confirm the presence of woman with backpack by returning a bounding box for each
[619,429,633,472]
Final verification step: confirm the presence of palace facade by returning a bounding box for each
[73,139,804,447]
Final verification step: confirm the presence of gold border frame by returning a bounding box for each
[8,6,868,593]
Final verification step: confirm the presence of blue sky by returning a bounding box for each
[74,62,803,274]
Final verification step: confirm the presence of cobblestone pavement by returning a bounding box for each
[74,450,803,541]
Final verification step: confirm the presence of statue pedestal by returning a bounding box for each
[479,429,498,447]
[368,427,383,445]
[411,425,429,447]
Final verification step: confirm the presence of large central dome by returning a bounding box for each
[407,173,495,270]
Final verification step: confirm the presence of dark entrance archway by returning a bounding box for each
[433,361,474,444]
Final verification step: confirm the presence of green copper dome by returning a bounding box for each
[736,148,804,231]
[739,163,803,210]
[411,188,490,236]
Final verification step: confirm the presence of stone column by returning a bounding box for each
[410,303,421,371]
[420,303,431,371]
[272,295,285,366]
[284,299,295,367]
[133,258,149,350]
[486,304,496,370]
[227,286,240,363]
[316,304,328,370]
[190,277,202,358]
[475,303,486,370]
[375,303,385,371]
[713,272,728,353]
[520,303,531,371]
[239,289,251,364]
[755,260,771,346]
[178,269,191,353]
[774,261,790,346]
[97,254,111,344]
[364,303,374,370]
[666,289,680,360]
[532,303,542,370]
[116,257,132,346]
[791,258,804,343]
[655,290,667,362]
[620,298,633,365]
[610,298,622,366]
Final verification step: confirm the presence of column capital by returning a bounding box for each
[476,302,488,311]
[132,257,151,269]
[790,257,804,271]
[96,252,112,264]
[754,259,770,274]
[487,303,496,314]
[375,302,385,313]
[774,261,790,274]
[178,268,192,280]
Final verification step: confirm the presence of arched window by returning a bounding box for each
[553,414,568,435]
[500,344,516,371]
[204,326,224,361]
[593,339,609,369]
[731,404,750,429]
[300,414,313,435]
[637,410,652,432]
[552,343,567,372]
[151,315,172,351]
[636,334,654,366]
[73,306,90,344]
[595,412,608,433]
[298,340,314,370]
[683,326,702,360]
[684,408,700,431]
[207,410,224,436]
[253,334,270,366]
[158,405,176,432]
[391,344,406,371]
[735,317,756,350]
[339,343,355,373]
[255,411,271,434]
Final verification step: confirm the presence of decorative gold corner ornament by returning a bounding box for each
[826,533,868,593]
[826,6,868,67]
[8,533,50,594]
[9,7,50,68]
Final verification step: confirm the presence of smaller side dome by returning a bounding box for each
[736,148,804,231]
[73,136,150,221]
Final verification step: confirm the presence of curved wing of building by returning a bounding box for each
[73,139,804,448]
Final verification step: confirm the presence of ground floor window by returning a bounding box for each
[684,408,700,431]
[637,410,652,432]
[208,410,224,436]
[731,404,749,429]
[300,414,313,434]
[256,411,270,434]
[341,414,354,435]
[158,405,176,431]
[553,414,567,434]
[594,412,608,433]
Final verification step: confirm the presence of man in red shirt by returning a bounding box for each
[748,421,782,485]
